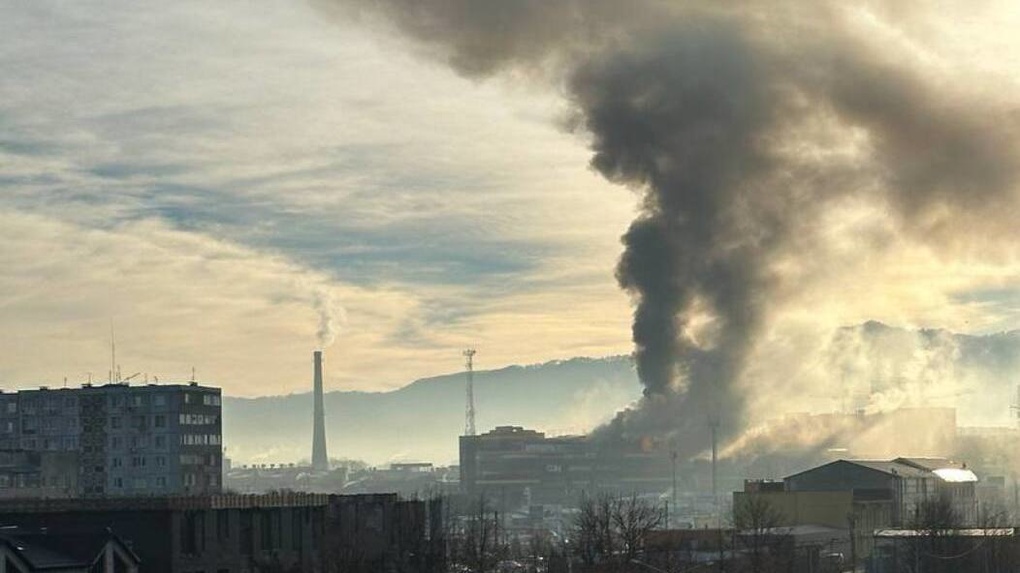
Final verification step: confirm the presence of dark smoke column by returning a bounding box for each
[312,350,329,471]
[314,0,1020,458]
[574,27,772,450]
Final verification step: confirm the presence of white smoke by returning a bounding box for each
[312,287,345,349]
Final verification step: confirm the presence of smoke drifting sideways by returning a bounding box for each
[315,0,1020,459]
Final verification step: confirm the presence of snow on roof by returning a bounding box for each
[876,528,1014,538]
[933,467,978,483]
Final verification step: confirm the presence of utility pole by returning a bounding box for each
[709,416,720,524]
[464,349,477,436]
[671,450,678,527]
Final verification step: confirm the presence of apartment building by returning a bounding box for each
[0,382,222,497]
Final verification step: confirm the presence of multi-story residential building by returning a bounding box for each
[0,381,222,497]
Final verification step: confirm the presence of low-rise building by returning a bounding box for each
[0,527,141,572]
[735,457,980,564]
[870,528,1020,573]
[0,492,443,573]
[785,457,978,525]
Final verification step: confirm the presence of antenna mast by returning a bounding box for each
[110,321,117,383]
[708,415,720,517]
[463,349,477,436]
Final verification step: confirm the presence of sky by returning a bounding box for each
[1,0,1018,398]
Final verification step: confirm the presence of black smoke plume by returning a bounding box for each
[316,0,1020,458]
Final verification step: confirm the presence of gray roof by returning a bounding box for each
[846,460,932,479]
[893,457,964,471]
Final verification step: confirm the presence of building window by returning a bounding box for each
[154,414,166,428]
[153,394,166,407]
[156,456,166,467]
[156,476,166,488]
[132,396,144,407]
[5,403,15,414]
[113,477,123,488]
[110,416,121,429]
[155,435,166,449]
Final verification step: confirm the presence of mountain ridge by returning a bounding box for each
[222,325,1018,466]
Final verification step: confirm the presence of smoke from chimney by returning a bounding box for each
[313,288,342,350]
[315,0,1020,458]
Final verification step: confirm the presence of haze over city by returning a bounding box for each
[1,1,1019,571]
[3,0,1017,400]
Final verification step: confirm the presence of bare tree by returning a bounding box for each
[905,494,963,573]
[574,492,617,569]
[733,495,786,573]
[460,495,502,573]
[572,492,665,572]
[612,494,666,563]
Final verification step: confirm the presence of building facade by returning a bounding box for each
[0,493,442,573]
[460,426,675,508]
[0,382,222,497]
[785,458,978,526]
[736,457,980,564]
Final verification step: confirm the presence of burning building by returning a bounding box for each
[319,0,1020,469]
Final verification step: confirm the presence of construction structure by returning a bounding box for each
[311,350,329,472]
[0,381,222,497]
[463,348,476,437]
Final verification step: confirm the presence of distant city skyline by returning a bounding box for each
[2,0,1018,398]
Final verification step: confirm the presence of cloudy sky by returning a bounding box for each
[2,0,1017,398]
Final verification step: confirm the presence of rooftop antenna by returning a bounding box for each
[463,349,477,436]
[110,321,116,383]
[190,367,196,382]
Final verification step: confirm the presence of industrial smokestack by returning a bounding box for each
[311,350,329,471]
